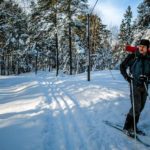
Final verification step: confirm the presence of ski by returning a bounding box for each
[104,120,146,136]
[103,120,150,147]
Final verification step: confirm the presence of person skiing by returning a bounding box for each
[120,39,150,136]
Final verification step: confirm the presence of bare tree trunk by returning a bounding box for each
[56,32,59,76]
[35,51,38,74]
[69,24,72,75]
[87,14,91,81]
[1,52,5,75]
[68,1,72,75]
[54,1,59,76]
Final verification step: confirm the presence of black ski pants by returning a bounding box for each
[124,85,148,130]
[128,84,147,124]
[124,84,148,130]
[126,85,148,128]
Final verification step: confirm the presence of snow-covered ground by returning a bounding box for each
[0,70,150,150]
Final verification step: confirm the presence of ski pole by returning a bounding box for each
[131,79,137,140]
[144,82,150,101]
[109,70,116,80]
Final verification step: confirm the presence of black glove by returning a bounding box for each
[139,75,148,83]
[125,76,133,83]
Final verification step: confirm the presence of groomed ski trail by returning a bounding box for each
[0,71,149,150]
[38,74,99,150]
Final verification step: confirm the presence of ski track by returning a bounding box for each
[38,75,99,150]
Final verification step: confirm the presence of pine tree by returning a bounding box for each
[27,0,57,73]
[131,0,150,47]
[124,6,133,44]
[58,0,88,74]
[84,14,112,70]
[118,20,126,45]
[90,15,102,54]
[28,0,89,74]
[0,0,28,75]
[137,0,150,29]
[113,6,133,68]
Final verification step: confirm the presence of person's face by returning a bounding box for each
[138,45,148,55]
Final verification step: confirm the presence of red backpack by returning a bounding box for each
[125,45,150,53]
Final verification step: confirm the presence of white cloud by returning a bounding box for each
[94,3,124,27]
[88,0,142,27]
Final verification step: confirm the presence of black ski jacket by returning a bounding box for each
[120,50,150,86]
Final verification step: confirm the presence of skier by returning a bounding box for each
[120,39,150,136]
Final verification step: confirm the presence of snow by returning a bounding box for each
[0,70,150,150]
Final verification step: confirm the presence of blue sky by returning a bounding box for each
[88,0,143,27]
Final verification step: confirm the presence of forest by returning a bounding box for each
[0,0,150,76]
